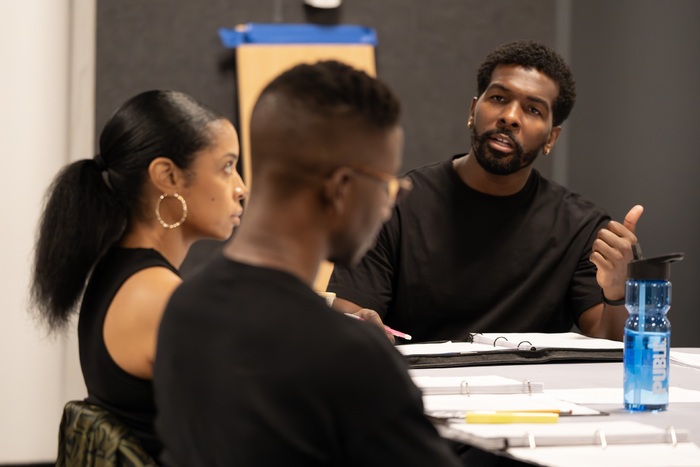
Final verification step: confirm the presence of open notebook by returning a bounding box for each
[397,332,624,368]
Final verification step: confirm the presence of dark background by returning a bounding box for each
[96,0,700,346]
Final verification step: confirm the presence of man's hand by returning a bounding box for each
[354,308,395,344]
[590,205,644,301]
[331,297,395,343]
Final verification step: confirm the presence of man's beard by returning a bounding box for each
[471,126,543,175]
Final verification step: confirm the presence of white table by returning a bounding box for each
[410,348,700,465]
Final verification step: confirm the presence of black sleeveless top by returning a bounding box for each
[78,247,179,461]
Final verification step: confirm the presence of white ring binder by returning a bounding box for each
[667,426,677,447]
[527,432,537,449]
[493,336,508,347]
[594,429,608,449]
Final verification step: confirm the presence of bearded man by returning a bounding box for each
[329,40,642,343]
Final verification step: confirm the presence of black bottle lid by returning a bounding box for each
[627,252,684,280]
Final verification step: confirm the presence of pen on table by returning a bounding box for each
[504,409,572,415]
[465,411,559,424]
[344,312,413,340]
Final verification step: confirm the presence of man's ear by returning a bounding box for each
[546,126,562,151]
[321,167,353,218]
[468,97,478,122]
[148,157,183,193]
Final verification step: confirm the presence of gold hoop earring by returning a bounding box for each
[467,119,473,129]
[155,193,188,229]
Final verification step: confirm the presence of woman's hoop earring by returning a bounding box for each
[155,193,188,229]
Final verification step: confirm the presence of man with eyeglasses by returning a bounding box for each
[328,40,642,344]
[154,60,462,466]
[348,164,414,206]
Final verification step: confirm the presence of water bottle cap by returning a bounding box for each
[627,252,684,280]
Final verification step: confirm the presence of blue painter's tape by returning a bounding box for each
[218,23,377,48]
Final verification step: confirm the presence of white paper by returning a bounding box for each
[396,332,623,356]
[545,387,700,404]
[671,351,700,370]
[475,332,624,350]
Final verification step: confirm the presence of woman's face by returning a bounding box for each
[179,119,247,241]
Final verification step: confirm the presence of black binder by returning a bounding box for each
[398,332,624,369]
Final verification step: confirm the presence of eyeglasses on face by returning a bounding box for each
[347,164,413,205]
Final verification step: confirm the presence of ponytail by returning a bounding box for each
[31,158,127,331]
[31,89,222,332]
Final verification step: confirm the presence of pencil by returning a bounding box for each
[344,312,413,340]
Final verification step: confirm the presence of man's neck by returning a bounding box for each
[452,152,532,196]
[222,207,326,288]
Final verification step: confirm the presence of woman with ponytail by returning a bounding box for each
[31,90,247,460]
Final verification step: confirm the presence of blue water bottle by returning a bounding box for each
[623,252,684,411]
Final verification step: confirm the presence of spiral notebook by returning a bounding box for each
[397,332,624,368]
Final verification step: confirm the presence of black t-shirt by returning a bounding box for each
[79,247,178,460]
[154,255,461,467]
[328,157,610,342]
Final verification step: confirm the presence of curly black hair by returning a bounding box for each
[477,40,576,126]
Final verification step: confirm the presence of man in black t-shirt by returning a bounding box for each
[329,40,643,343]
[154,61,461,466]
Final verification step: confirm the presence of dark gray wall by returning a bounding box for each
[96,0,557,173]
[97,1,700,346]
[96,0,557,274]
[569,0,700,346]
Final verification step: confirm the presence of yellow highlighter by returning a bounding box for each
[465,411,559,424]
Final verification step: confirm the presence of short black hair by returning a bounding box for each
[258,60,401,131]
[477,40,576,126]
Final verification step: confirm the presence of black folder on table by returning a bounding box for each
[397,332,624,369]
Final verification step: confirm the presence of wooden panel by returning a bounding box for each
[236,44,376,291]
[236,44,375,185]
